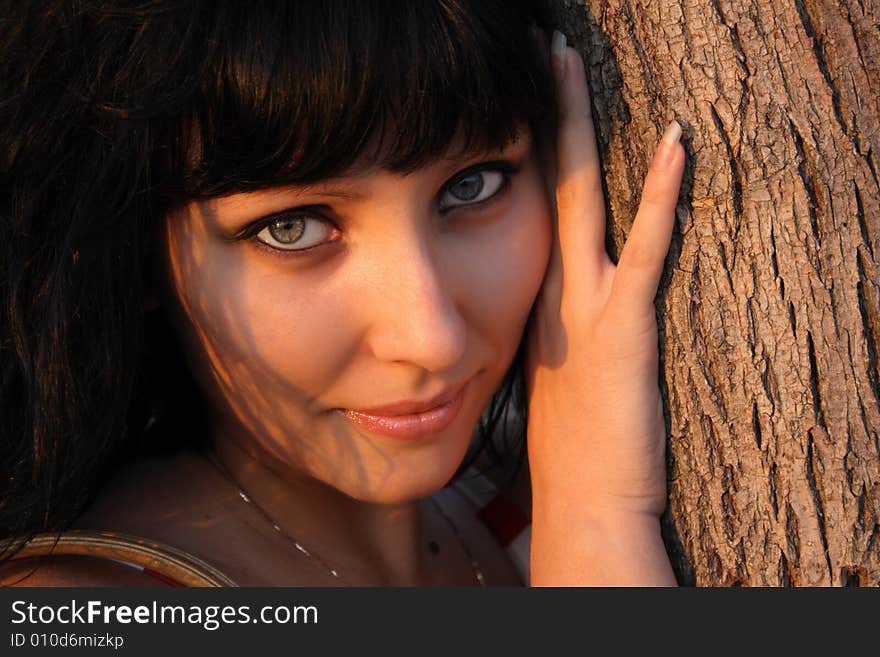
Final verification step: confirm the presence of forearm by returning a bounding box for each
[529,501,677,586]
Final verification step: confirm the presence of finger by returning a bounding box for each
[552,35,609,285]
[609,121,685,310]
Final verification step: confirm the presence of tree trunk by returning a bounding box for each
[549,0,880,585]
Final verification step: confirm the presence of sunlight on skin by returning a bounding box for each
[162,131,551,509]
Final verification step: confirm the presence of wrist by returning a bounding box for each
[529,502,675,586]
[531,495,664,542]
[529,476,668,522]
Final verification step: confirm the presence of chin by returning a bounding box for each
[319,384,489,505]
[341,430,475,505]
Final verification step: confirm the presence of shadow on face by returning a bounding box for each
[161,132,552,503]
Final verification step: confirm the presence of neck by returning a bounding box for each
[209,428,428,586]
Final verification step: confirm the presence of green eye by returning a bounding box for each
[267,217,305,244]
[255,213,333,251]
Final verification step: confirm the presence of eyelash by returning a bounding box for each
[236,160,519,257]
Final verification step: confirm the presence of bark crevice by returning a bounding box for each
[853,182,874,258]
[751,399,762,450]
[788,119,823,249]
[805,431,834,580]
[867,147,879,191]
[709,103,743,239]
[806,331,828,431]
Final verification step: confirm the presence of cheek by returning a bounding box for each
[236,280,353,392]
[457,181,551,341]
[185,269,351,402]
[165,215,349,413]
[505,191,552,309]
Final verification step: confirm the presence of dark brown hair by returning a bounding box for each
[0,0,556,555]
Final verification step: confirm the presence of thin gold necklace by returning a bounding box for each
[206,451,486,587]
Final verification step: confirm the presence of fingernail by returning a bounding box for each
[653,120,682,169]
[551,30,567,80]
[662,120,682,145]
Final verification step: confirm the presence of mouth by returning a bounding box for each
[337,377,473,441]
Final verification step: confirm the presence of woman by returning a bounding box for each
[1,0,684,586]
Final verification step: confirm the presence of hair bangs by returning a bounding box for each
[175,0,554,199]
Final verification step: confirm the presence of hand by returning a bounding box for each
[525,38,684,524]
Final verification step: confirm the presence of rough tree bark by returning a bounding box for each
[549,0,880,585]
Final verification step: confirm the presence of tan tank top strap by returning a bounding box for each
[13,529,238,587]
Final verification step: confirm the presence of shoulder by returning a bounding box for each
[76,448,223,532]
[1,451,221,588]
[0,555,166,587]
[72,450,252,584]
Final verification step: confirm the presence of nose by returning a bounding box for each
[363,237,467,373]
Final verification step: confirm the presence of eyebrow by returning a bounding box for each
[440,132,533,163]
[288,185,368,202]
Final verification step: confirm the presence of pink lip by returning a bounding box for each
[346,378,472,416]
[339,380,470,441]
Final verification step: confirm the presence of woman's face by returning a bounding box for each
[164,129,551,503]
